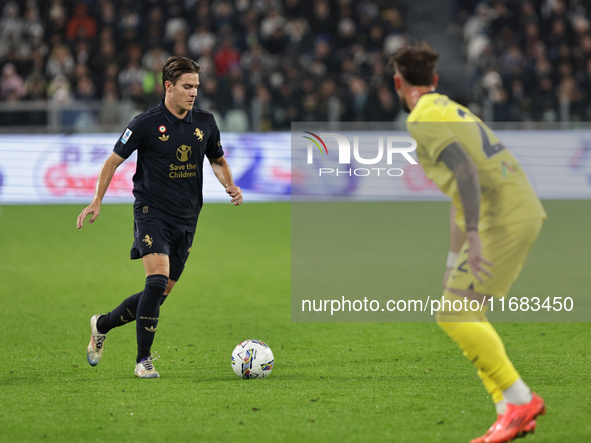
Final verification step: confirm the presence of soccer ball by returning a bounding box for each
[231,339,274,379]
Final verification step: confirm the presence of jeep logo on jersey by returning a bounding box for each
[176,145,192,162]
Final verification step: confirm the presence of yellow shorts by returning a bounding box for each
[446,218,544,299]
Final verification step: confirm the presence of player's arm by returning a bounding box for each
[438,142,480,231]
[76,152,125,228]
[208,155,243,206]
[442,204,466,286]
[448,204,466,252]
[438,142,492,282]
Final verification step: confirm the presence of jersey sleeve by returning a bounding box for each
[113,115,143,159]
[408,107,459,162]
[205,114,224,159]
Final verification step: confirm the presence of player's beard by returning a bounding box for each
[399,94,411,113]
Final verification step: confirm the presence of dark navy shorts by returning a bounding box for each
[130,218,195,282]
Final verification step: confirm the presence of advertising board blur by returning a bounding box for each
[0,130,590,203]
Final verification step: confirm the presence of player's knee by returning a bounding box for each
[143,274,169,301]
[165,279,175,294]
[435,290,481,327]
[158,279,176,305]
[435,311,460,334]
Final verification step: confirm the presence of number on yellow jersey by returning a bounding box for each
[456,107,506,159]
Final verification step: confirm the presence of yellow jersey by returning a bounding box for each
[406,92,546,231]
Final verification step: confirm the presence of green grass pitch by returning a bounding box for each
[0,201,589,442]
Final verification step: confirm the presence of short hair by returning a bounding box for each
[388,42,439,86]
[162,56,202,88]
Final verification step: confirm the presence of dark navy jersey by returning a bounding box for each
[114,101,224,232]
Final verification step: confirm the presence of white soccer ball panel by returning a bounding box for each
[231,339,274,379]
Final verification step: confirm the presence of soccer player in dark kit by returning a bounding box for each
[77,56,242,378]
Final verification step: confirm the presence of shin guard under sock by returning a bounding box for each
[136,274,168,362]
[97,291,142,333]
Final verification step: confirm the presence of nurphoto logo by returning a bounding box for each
[303,131,417,177]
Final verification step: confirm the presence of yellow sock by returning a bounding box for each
[478,369,504,405]
[436,292,520,392]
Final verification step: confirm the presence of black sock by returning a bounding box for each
[136,274,168,363]
[97,291,142,334]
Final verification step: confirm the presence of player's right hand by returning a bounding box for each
[225,185,243,206]
[466,231,493,283]
[77,202,101,229]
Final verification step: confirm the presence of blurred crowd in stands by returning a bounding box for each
[0,0,407,130]
[2,0,589,130]
[456,0,591,122]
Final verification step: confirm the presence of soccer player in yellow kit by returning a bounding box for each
[389,42,547,443]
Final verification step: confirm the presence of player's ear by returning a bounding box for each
[432,73,439,89]
[394,74,402,91]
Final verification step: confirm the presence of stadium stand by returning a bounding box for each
[3,0,584,129]
[0,0,408,131]
[456,0,591,122]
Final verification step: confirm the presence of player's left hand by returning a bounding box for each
[466,231,493,283]
[225,185,243,206]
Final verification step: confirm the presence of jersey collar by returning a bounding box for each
[409,91,441,119]
[159,100,194,124]
[416,91,438,106]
